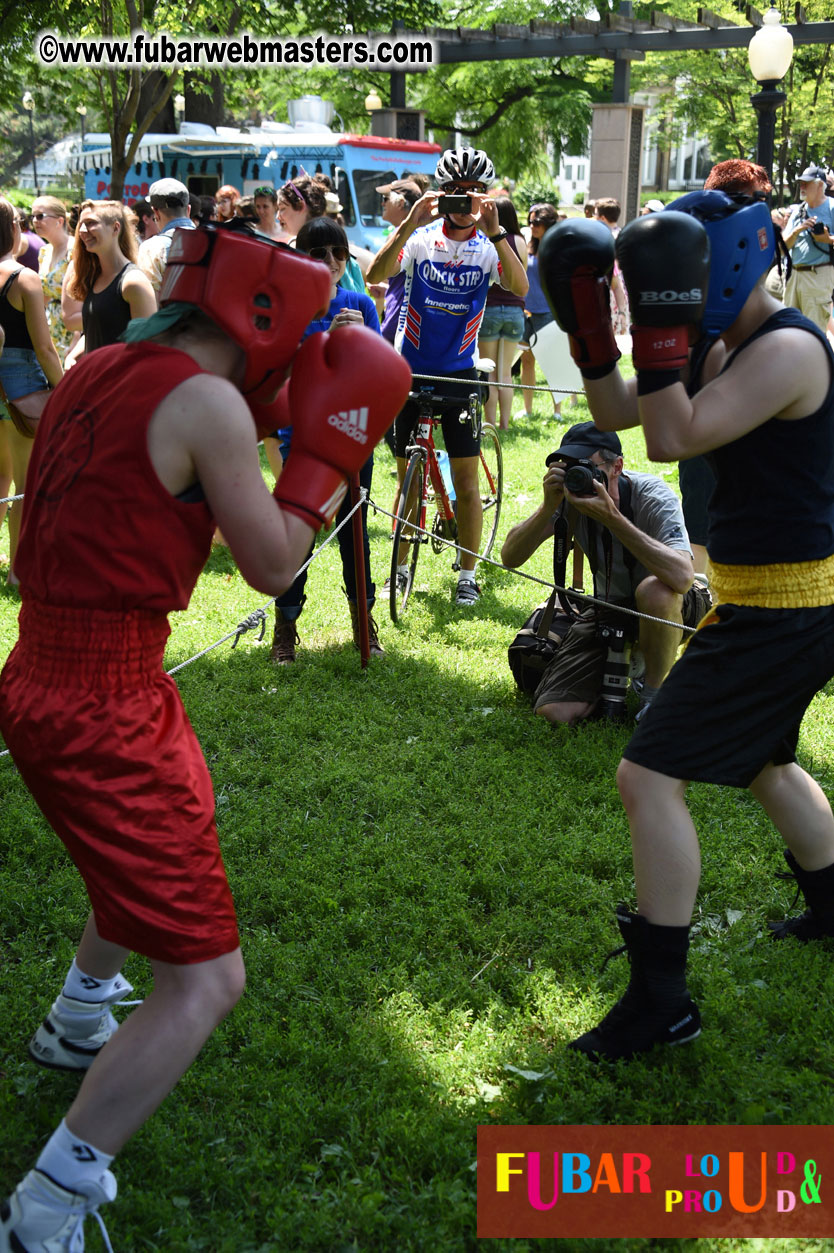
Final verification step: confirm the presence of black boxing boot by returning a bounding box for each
[569,905,701,1062]
[769,849,834,941]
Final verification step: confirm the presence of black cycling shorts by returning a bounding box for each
[394,369,483,460]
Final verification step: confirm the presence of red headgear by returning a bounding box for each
[159,221,331,401]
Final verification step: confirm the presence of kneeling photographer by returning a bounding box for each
[502,422,704,724]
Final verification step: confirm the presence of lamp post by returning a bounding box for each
[21,91,39,196]
[174,92,186,132]
[76,104,87,147]
[748,8,794,186]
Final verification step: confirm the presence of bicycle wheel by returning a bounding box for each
[477,423,503,559]
[389,452,424,622]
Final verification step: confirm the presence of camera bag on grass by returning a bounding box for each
[508,478,639,695]
[508,508,582,694]
[508,589,574,694]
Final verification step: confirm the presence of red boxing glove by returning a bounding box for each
[274,327,412,530]
[247,378,290,442]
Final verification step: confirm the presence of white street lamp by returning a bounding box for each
[748,8,794,182]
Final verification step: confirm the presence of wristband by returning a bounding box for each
[637,370,681,396]
[578,359,619,382]
[630,325,689,372]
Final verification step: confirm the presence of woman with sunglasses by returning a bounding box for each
[252,185,289,242]
[0,198,63,578]
[62,200,156,364]
[32,195,81,363]
[267,216,385,663]
[520,202,562,417]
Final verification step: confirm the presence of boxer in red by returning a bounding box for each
[0,220,411,1251]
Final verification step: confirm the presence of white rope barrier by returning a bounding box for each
[411,370,581,397]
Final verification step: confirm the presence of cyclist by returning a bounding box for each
[366,146,527,606]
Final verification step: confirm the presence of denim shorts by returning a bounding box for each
[479,304,525,343]
[0,348,48,403]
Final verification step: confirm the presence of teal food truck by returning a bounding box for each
[74,96,441,253]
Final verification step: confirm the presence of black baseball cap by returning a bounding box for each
[545,422,622,465]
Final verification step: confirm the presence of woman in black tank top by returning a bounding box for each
[63,200,155,363]
[0,197,63,580]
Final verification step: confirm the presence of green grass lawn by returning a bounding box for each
[1,386,833,1252]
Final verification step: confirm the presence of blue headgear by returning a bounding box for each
[667,190,776,336]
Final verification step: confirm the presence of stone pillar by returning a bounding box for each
[589,103,646,223]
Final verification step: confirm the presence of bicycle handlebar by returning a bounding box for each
[406,385,484,434]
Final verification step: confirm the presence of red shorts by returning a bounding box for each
[0,600,239,964]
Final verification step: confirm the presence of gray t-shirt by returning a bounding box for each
[571,471,691,605]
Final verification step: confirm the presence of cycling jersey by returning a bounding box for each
[394,220,502,372]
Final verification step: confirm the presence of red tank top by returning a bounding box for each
[16,342,216,611]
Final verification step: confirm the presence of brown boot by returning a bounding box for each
[349,603,384,657]
[270,612,300,663]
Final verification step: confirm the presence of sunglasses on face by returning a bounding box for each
[305,245,349,262]
[32,212,58,221]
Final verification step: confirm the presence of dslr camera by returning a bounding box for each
[545,452,608,497]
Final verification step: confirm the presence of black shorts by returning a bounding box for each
[678,455,716,548]
[394,369,483,460]
[624,603,834,787]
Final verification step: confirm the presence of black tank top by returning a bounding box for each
[82,263,136,353]
[707,307,834,564]
[0,270,34,350]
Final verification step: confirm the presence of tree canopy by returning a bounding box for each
[2,0,833,199]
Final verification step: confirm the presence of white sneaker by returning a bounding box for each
[454,579,481,606]
[0,1168,117,1253]
[29,980,135,1072]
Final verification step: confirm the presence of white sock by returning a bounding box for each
[397,563,409,576]
[36,1120,114,1193]
[458,569,476,584]
[63,960,130,1004]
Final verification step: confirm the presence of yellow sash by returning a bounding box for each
[707,554,834,609]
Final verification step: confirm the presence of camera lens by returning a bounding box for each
[564,465,595,495]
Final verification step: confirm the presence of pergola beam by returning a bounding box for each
[417,20,834,63]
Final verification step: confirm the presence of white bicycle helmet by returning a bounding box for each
[435,146,495,188]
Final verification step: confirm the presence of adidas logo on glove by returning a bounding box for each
[328,407,369,443]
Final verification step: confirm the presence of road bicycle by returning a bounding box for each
[388,383,503,621]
